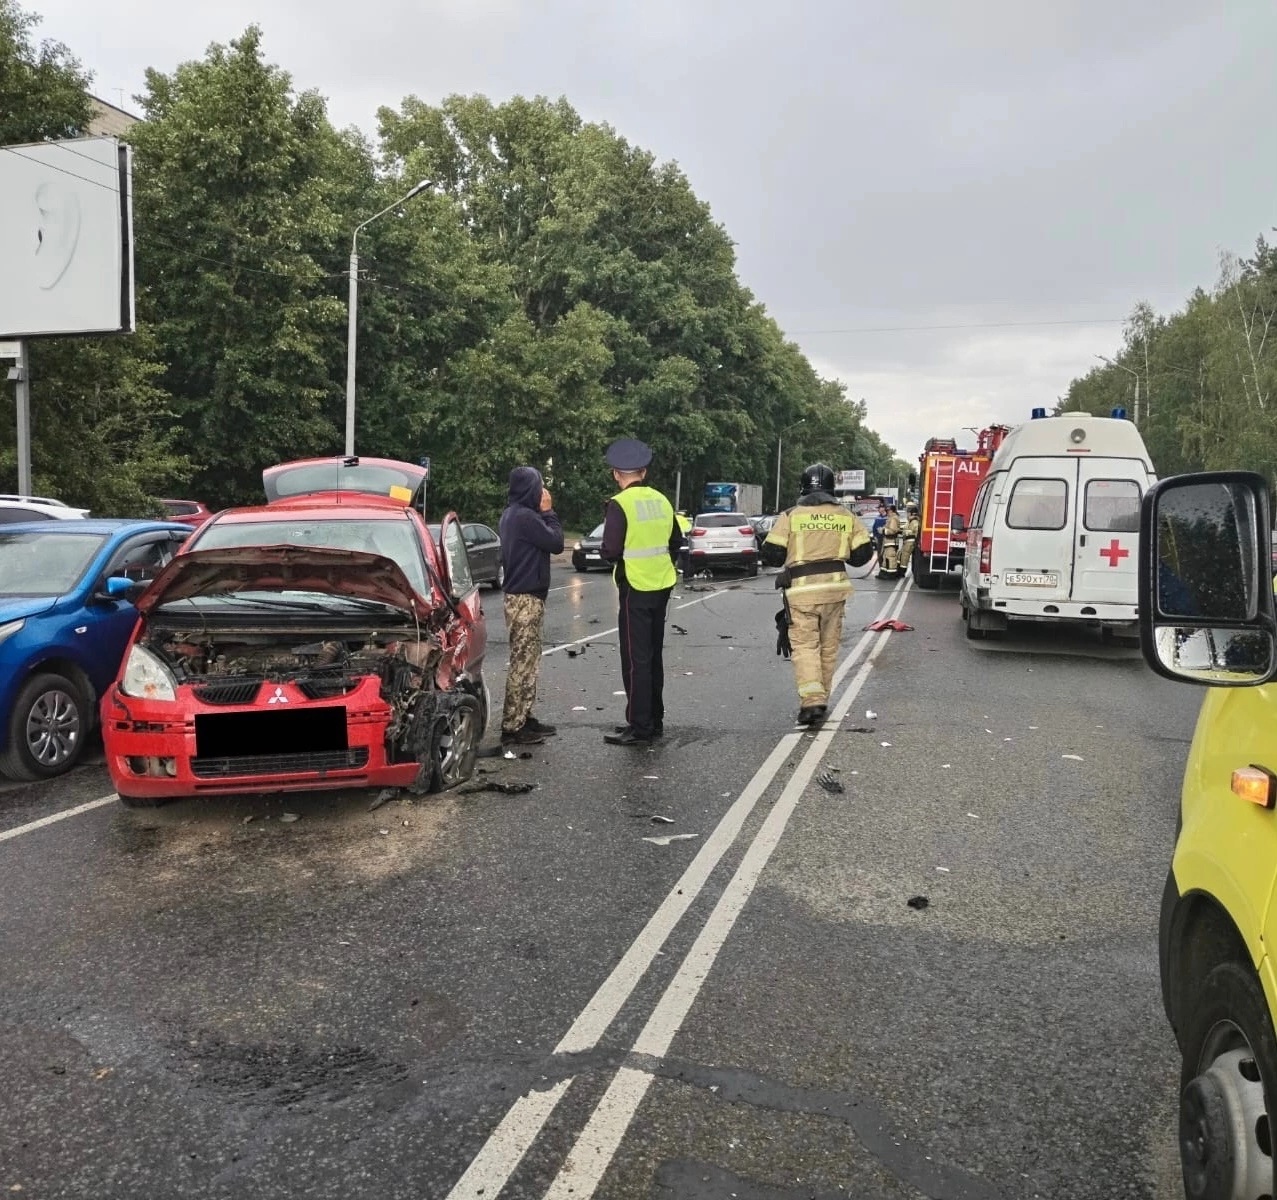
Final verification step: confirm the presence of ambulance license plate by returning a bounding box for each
[1005,572,1059,587]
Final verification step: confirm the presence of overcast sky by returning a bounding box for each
[28,0,1277,459]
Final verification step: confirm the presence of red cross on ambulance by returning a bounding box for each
[1099,538,1129,568]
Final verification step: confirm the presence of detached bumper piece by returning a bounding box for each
[864,618,914,632]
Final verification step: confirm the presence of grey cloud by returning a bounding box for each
[31,0,1277,458]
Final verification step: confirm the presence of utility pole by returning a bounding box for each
[1095,354,1141,426]
[3,341,30,494]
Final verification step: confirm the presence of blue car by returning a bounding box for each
[0,520,192,781]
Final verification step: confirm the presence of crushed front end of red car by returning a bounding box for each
[102,546,485,804]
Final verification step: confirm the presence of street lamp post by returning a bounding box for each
[775,418,806,513]
[345,180,433,457]
[1095,354,1141,427]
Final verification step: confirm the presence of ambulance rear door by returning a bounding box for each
[990,459,1076,603]
[1069,460,1147,605]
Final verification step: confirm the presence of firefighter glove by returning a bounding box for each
[775,608,792,658]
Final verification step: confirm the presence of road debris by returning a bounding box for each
[880,741,892,748]
[643,775,660,780]
[671,624,688,635]
[941,764,951,769]
[241,814,255,824]
[280,812,300,823]
[460,781,537,795]
[907,895,930,910]
[936,866,950,873]
[967,812,979,819]
[643,833,700,846]
[1062,754,1085,762]
[865,710,877,719]
[566,646,587,658]
[648,815,675,824]
[572,705,588,711]
[817,771,845,794]
[864,618,914,632]
[369,789,397,812]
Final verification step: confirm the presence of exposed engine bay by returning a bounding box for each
[142,620,478,782]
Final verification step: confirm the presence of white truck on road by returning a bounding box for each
[701,481,763,516]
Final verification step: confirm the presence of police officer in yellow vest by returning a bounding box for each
[762,463,874,726]
[600,438,682,746]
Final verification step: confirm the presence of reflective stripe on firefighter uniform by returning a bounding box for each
[764,503,872,707]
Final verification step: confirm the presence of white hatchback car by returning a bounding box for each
[0,495,91,524]
[683,511,760,577]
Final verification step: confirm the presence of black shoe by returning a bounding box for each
[501,725,546,746]
[604,729,652,746]
[615,724,664,737]
[524,716,557,736]
[796,705,827,727]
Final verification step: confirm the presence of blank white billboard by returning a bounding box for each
[0,136,134,338]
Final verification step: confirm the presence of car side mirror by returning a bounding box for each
[950,514,966,535]
[1139,471,1277,686]
[99,575,144,603]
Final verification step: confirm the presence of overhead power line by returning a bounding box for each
[785,318,1127,334]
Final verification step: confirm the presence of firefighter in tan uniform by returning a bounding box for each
[878,505,902,577]
[761,463,874,726]
[899,503,921,578]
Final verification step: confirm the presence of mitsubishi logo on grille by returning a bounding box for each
[267,687,289,705]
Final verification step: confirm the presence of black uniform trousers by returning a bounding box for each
[617,584,673,737]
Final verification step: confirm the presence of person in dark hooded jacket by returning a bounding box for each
[498,467,564,745]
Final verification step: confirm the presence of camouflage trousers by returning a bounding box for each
[502,593,545,733]
[789,598,846,708]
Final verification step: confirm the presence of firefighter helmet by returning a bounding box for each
[799,463,835,496]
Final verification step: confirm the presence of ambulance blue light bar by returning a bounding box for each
[1031,407,1047,419]
[1111,407,1127,420]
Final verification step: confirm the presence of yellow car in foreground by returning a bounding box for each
[1140,471,1277,1200]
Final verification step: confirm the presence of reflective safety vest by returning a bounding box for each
[612,485,677,591]
[768,502,871,602]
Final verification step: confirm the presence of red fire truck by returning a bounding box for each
[910,424,1009,590]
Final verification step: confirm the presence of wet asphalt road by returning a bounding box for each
[0,561,1202,1199]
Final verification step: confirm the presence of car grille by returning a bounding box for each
[192,679,264,706]
[297,675,360,700]
[191,748,370,778]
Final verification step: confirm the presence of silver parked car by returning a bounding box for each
[683,512,759,577]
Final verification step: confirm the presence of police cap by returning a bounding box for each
[605,438,653,471]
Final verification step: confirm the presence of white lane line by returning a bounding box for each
[0,793,118,844]
[542,580,913,1198]
[444,578,907,1199]
[540,589,723,656]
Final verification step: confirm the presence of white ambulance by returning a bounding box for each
[958,408,1156,640]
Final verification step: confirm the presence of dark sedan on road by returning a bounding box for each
[572,523,607,572]
[426,522,503,589]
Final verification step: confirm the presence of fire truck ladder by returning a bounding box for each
[928,458,957,575]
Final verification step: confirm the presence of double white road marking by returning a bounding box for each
[448,578,913,1199]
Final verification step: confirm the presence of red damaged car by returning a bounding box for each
[102,457,488,808]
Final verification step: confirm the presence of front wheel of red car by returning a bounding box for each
[428,695,481,792]
[0,672,88,782]
[1178,958,1277,1200]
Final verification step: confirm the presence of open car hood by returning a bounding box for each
[135,546,431,618]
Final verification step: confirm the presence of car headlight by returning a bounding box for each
[574,541,582,551]
[0,619,25,646]
[120,644,177,702]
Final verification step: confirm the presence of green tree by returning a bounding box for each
[0,0,90,143]
[129,27,363,505]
